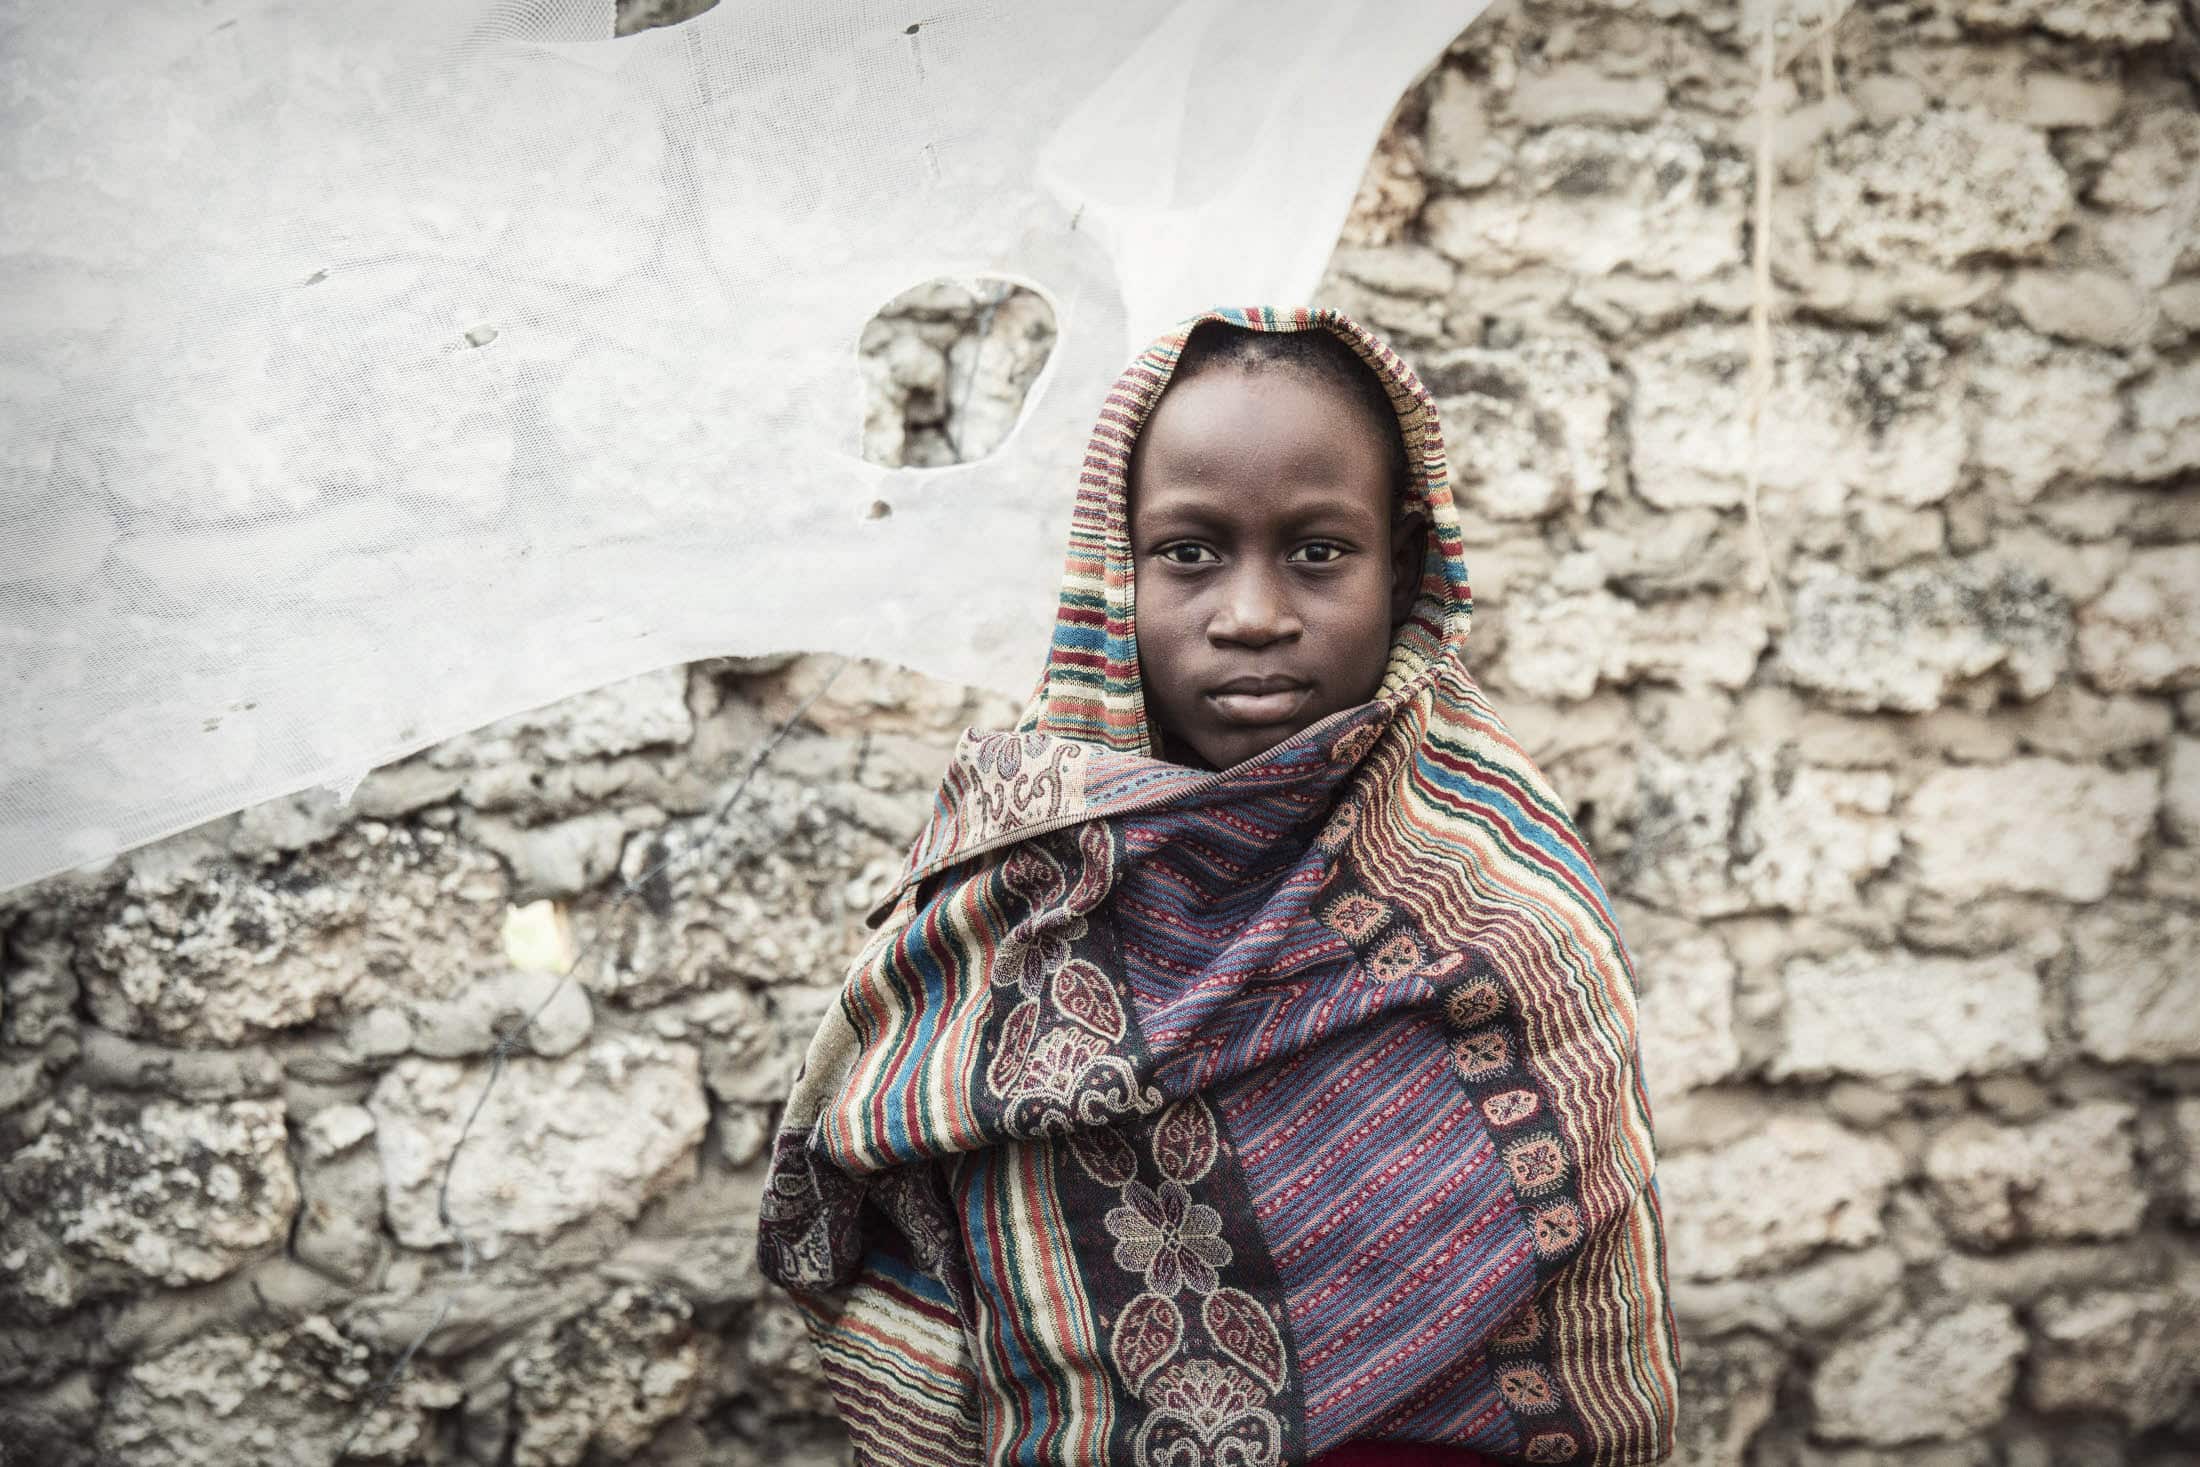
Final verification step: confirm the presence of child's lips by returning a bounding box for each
[1205,679,1313,725]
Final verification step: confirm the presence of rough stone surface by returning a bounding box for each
[1772,952,2048,1085]
[1423,337,1617,520]
[1659,1117,1905,1280]
[2025,1279,2200,1430]
[74,822,510,1045]
[508,1286,708,1467]
[1812,109,2071,268]
[1777,559,2070,713]
[1629,324,1967,512]
[1809,1303,2025,1444]
[1624,749,1899,918]
[1922,1103,2149,1249]
[94,1317,459,1467]
[2076,545,2200,693]
[1903,760,2156,903]
[2068,902,2200,1064]
[1425,125,1746,280]
[0,1092,297,1295]
[368,1034,708,1252]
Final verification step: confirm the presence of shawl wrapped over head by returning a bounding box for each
[757,307,1679,1465]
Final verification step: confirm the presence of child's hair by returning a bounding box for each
[1169,321,1414,509]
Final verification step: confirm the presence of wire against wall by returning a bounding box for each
[334,654,851,1457]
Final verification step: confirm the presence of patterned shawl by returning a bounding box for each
[757,307,1679,1465]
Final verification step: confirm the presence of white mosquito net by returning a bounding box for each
[0,0,1485,893]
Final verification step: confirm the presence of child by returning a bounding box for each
[758,307,1679,1466]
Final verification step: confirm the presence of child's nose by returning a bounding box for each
[1209,566,1303,647]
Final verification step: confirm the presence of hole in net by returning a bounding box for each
[858,278,1058,471]
[615,0,720,36]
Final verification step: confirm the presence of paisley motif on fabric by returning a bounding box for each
[1201,1287,1287,1392]
[1069,1123,1141,1187]
[986,998,1041,1097]
[1052,956,1127,1040]
[1492,1300,1545,1350]
[1153,1097,1220,1184]
[1113,1292,1184,1392]
[1313,797,1361,856]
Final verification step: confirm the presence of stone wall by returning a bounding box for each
[3,1,2198,1463]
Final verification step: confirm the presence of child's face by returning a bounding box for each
[1127,363,1423,771]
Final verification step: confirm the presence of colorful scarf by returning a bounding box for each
[757,307,1679,1465]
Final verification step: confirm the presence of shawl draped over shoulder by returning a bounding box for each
[756,307,1680,1466]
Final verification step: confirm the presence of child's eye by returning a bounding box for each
[1156,543,1219,565]
[1288,542,1349,564]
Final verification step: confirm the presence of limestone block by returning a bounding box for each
[1629,324,1966,512]
[1659,1116,1905,1280]
[292,1144,386,1288]
[1967,328,2127,501]
[1921,0,2176,45]
[1904,760,2155,903]
[1922,1103,2147,1248]
[1778,559,2069,713]
[2005,269,2149,349]
[1809,1304,2023,1444]
[1497,588,1637,702]
[459,810,630,899]
[2173,1098,2200,1222]
[2077,545,2200,693]
[704,984,837,1107]
[1625,595,1772,694]
[73,1029,282,1099]
[1769,1246,1905,1335]
[1423,125,1746,281]
[1635,930,1740,1096]
[77,822,509,1045]
[1498,584,1769,703]
[1507,63,1668,127]
[0,1092,297,1290]
[508,1287,706,1467]
[2092,105,2200,213]
[2010,684,2172,760]
[2106,358,2200,482]
[2069,902,2200,1063]
[1422,68,1505,189]
[2026,1281,2200,1429]
[1328,244,1456,301]
[94,1317,457,1467]
[1671,1332,1785,1467]
[1422,338,1617,520]
[1623,749,1899,918]
[300,1102,375,1160]
[593,770,902,1005]
[1772,952,2048,1086]
[398,967,593,1060]
[368,1034,707,1253]
[1812,110,2069,268]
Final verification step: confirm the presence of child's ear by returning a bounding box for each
[1389,509,1427,627]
